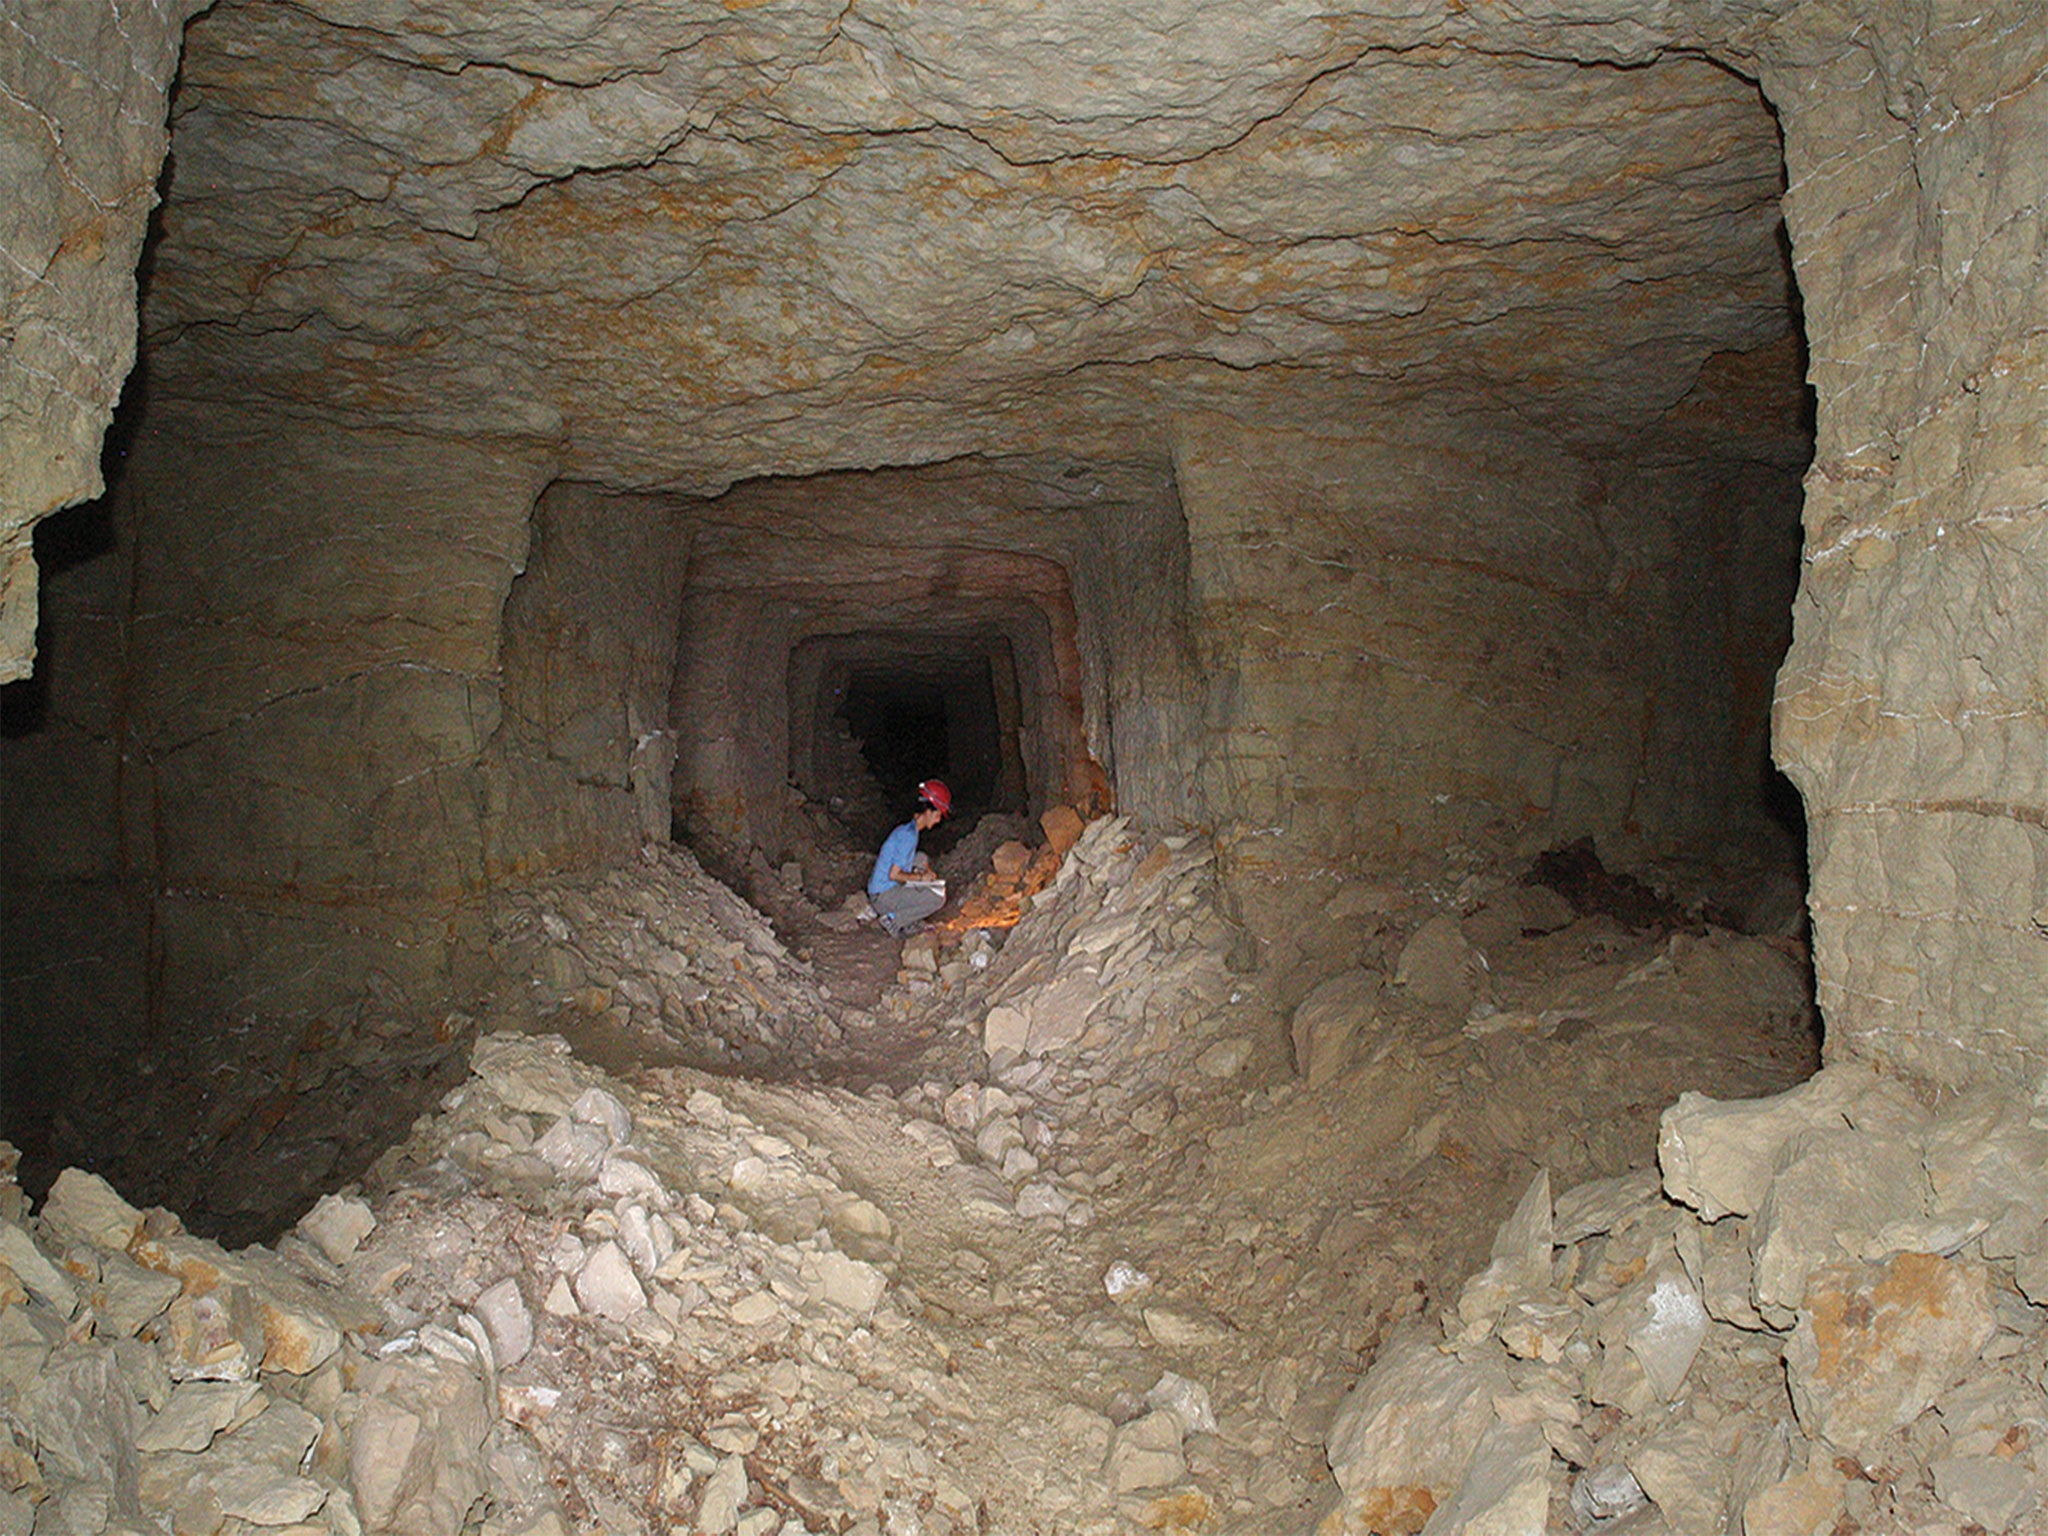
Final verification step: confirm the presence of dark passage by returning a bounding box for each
[794,630,1030,845]
[841,668,951,801]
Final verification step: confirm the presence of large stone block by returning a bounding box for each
[1750,1122,1928,1325]
[1783,1252,1995,1464]
[1659,1066,1881,1223]
[1325,1324,1507,1509]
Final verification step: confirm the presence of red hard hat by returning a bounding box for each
[918,779,952,814]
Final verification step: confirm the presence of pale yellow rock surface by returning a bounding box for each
[0,0,207,680]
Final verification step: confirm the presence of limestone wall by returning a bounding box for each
[0,410,557,1223]
[0,0,204,681]
[1074,489,1206,834]
[670,586,802,852]
[488,482,693,873]
[1173,393,1807,968]
[1763,3,2048,1091]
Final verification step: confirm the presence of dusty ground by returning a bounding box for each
[453,818,1819,1533]
[0,814,1802,1535]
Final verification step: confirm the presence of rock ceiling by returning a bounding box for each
[145,0,1797,494]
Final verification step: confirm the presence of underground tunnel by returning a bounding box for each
[3,2,2045,1533]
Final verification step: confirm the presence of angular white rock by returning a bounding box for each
[1104,1261,1152,1298]
[618,1202,671,1277]
[1326,1324,1508,1499]
[1105,1408,1185,1493]
[472,1278,533,1369]
[88,1250,183,1339]
[1625,1263,1710,1402]
[1552,1168,1662,1243]
[134,1379,263,1453]
[571,1086,633,1144]
[1454,1170,1553,1343]
[573,1241,647,1322]
[1658,1066,1880,1223]
[1146,1371,1217,1436]
[697,1453,748,1534]
[543,1275,578,1317]
[941,1084,983,1131]
[1750,1124,1927,1324]
[471,1033,586,1118]
[983,1006,1030,1057]
[1419,1419,1551,1536]
[598,1152,668,1202]
[0,1219,77,1315]
[1626,1418,1722,1536]
[801,1252,887,1321]
[685,1088,730,1128]
[298,1192,377,1264]
[900,1120,961,1169]
[534,1118,608,1183]
[40,1169,144,1253]
[350,1347,490,1536]
[206,1401,327,1526]
[1015,1182,1071,1220]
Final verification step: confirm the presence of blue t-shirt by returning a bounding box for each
[868,821,921,896]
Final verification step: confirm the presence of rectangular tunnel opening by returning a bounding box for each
[798,631,1032,850]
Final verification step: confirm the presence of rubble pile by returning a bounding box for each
[494,847,846,1070]
[1318,1062,2048,1535]
[358,1033,1003,1535]
[0,820,1872,1536]
[0,1034,1029,1536]
[879,816,1255,1227]
[0,1154,423,1536]
[941,815,1242,1076]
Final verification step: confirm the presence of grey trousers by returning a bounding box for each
[870,883,945,934]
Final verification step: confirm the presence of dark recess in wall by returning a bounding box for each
[841,669,952,805]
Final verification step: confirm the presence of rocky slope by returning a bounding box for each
[0,817,1878,1536]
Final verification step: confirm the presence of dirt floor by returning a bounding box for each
[420,813,1820,1533]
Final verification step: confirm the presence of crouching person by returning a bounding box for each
[868,779,951,936]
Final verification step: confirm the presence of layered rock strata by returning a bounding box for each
[1766,3,2048,1089]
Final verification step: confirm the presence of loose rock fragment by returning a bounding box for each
[297,1193,377,1264]
[1783,1252,1996,1462]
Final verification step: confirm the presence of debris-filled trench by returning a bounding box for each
[63,799,2048,1536]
